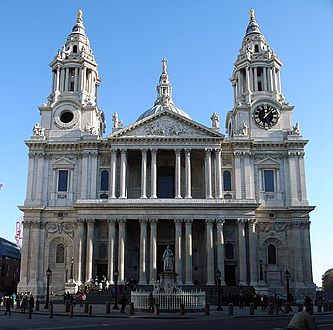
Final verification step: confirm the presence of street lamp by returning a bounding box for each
[44,266,52,309]
[216,268,223,311]
[113,269,119,310]
[259,259,264,282]
[285,268,290,304]
[70,257,74,281]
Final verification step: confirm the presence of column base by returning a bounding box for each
[140,196,147,199]
[139,281,147,285]
[185,196,192,199]
[149,196,157,199]
[239,281,247,286]
[185,281,193,286]
[175,196,182,199]
[206,282,215,286]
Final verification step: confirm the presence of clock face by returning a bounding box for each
[252,104,279,129]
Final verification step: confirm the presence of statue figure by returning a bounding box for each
[292,122,301,135]
[112,112,119,128]
[33,123,45,137]
[210,112,220,129]
[240,122,248,135]
[162,245,174,272]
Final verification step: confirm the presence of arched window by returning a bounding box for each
[100,170,109,191]
[254,44,259,53]
[267,244,277,264]
[73,45,78,53]
[223,170,232,191]
[56,244,65,263]
[225,242,234,260]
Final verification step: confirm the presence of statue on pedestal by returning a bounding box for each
[162,245,174,272]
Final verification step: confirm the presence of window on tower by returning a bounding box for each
[223,170,232,191]
[56,244,65,263]
[100,170,109,191]
[254,44,259,53]
[263,169,274,192]
[257,67,263,91]
[69,68,75,91]
[73,45,77,53]
[58,170,69,192]
[267,244,277,264]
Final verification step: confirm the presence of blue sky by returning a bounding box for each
[0,0,332,287]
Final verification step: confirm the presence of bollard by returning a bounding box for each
[89,305,92,317]
[84,301,89,313]
[180,303,185,315]
[154,303,160,316]
[49,302,53,319]
[204,303,210,315]
[228,303,233,315]
[129,302,134,315]
[65,301,70,312]
[268,303,273,314]
[323,302,328,312]
[35,301,40,311]
[106,302,111,314]
[70,305,74,318]
[298,304,303,312]
[250,303,254,315]
[28,306,32,319]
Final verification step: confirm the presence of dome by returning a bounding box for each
[136,58,191,121]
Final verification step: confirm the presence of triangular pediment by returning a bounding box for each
[257,157,280,167]
[51,157,75,168]
[108,110,224,139]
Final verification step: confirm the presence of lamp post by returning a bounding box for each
[70,257,74,281]
[44,266,52,309]
[112,269,119,310]
[259,259,264,282]
[216,268,223,311]
[285,268,290,303]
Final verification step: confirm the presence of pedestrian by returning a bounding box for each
[119,293,128,313]
[148,292,154,312]
[29,294,35,311]
[287,302,318,330]
[21,294,28,313]
[4,296,12,315]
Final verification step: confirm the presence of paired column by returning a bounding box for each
[237,219,247,285]
[175,149,181,198]
[118,219,126,283]
[215,149,222,198]
[150,149,157,198]
[205,149,213,198]
[75,219,85,283]
[119,149,127,198]
[185,149,192,198]
[140,149,147,198]
[185,219,193,285]
[248,219,257,285]
[107,219,116,284]
[216,218,226,285]
[206,219,215,285]
[85,219,95,282]
[19,221,31,286]
[174,219,183,284]
[139,219,148,285]
[149,219,158,284]
[110,149,117,198]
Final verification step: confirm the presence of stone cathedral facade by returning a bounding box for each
[18,10,316,301]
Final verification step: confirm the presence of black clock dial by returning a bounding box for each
[253,104,279,129]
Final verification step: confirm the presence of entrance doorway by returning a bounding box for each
[157,166,175,198]
[225,265,236,286]
[96,264,108,280]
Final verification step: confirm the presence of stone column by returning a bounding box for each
[110,149,117,199]
[119,149,127,199]
[107,218,116,284]
[263,67,267,91]
[19,221,31,286]
[90,151,98,199]
[301,222,313,283]
[149,219,158,285]
[288,152,298,205]
[26,153,35,202]
[74,68,78,92]
[139,219,148,285]
[64,68,69,91]
[150,149,157,198]
[185,149,192,198]
[248,219,257,285]
[174,219,183,284]
[298,154,308,204]
[140,149,147,198]
[56,67,60,92]
[292,222,304,283]
[272,67,277,92]
[81,151,89,199]
[246,66,251,93]
[244,152,254,199]
[35,153,44,203]
[254,67,258,92]
[75,219,85,284]
[237,219,247,285]
[206,219,215,285]
[216,218,226,285]
[185,219,193,285]
[28,220,41,286]
[118,219,126,283]
[234,152,242,199]
[85,219,95,282]
[215,148,222,198]
[205,149,213,199]
[175,149,181,198]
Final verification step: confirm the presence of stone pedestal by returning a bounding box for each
[160,271,179,293]
[64,281,78,294]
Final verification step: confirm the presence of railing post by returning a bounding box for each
[89,305,92,316]
[49,302,53,319]
[154,303,160,316]
[204,303,210,315]
[228,303,233,315]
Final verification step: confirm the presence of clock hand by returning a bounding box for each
[263,109,273,119]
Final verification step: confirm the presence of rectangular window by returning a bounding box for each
[58,170,68,192]
[264,170,274,192]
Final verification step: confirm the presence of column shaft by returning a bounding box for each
[175,149,181,198]
[205,150,213,198]
[238,219,247,285]
[85,219,95,281]
[174,219,183,284]
[141,149,147,198]
[110,150,117,198]
[185,149,192,198]
[120,149,127,198]
[108,219,116,284]
[216,219,226,285]
[150,149,157,198]
[139,219,148,285]
[206,219,215,285]
[75,219,85,283]
[149,219,158,284]
[185,219,193,285]
[215,149,222,198]
[248,219,257,285]
[118,219,126,283]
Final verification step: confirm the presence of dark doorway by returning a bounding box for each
[96,264,107,280]
[157,244,175,279]
[157,166,175,198]
[225,265,236,286]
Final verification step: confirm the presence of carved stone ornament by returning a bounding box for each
[127,117,208,137]
[100,154,110,166]
[257,221,288,234]
[222,155,232,166]
[46,222,74,238]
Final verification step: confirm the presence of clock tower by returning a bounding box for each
[226,9,294,140]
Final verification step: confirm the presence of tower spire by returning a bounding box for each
[155,57,173,106]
